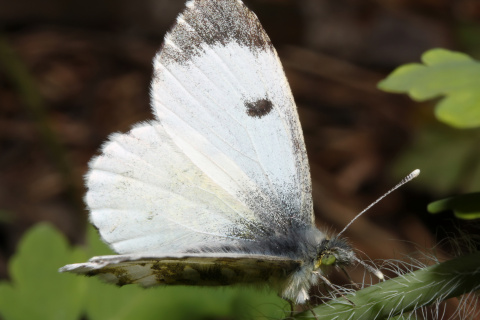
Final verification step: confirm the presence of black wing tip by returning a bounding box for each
[155,0,274,67]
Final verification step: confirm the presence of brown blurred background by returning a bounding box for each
[1,0,479,311]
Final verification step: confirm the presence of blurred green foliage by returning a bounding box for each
[0,224,288,320]
[390,122,480,195]
[379,48,480,218]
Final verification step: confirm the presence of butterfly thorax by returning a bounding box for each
[280,233,357,303]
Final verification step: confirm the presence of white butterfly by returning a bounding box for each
[60,0,417,305]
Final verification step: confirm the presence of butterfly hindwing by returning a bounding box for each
[59,254,302,288]
[88,124,269,254]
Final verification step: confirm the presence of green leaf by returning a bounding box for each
[378,48,480,128]
[0,223,87,320]
[428,192,480,220]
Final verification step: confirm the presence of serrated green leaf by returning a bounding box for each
[378,48,480,128]
[428,193,480,220]
[0,223,87,320]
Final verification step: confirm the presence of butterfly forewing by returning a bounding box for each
[152,0,313,229]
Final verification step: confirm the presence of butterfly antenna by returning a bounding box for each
[337,169,420,238]
[353,256,385,281]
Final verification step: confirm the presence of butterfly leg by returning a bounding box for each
[279,294,296,317]
[314,271,355,306]
[288,299,295,315]
[305,301,319,320]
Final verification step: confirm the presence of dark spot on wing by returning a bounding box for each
[246,99,273,118]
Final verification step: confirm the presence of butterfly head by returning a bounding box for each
[314,237,355,270]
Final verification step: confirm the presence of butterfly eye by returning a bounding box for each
[314,252,336,269]
[320,253,336,266]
